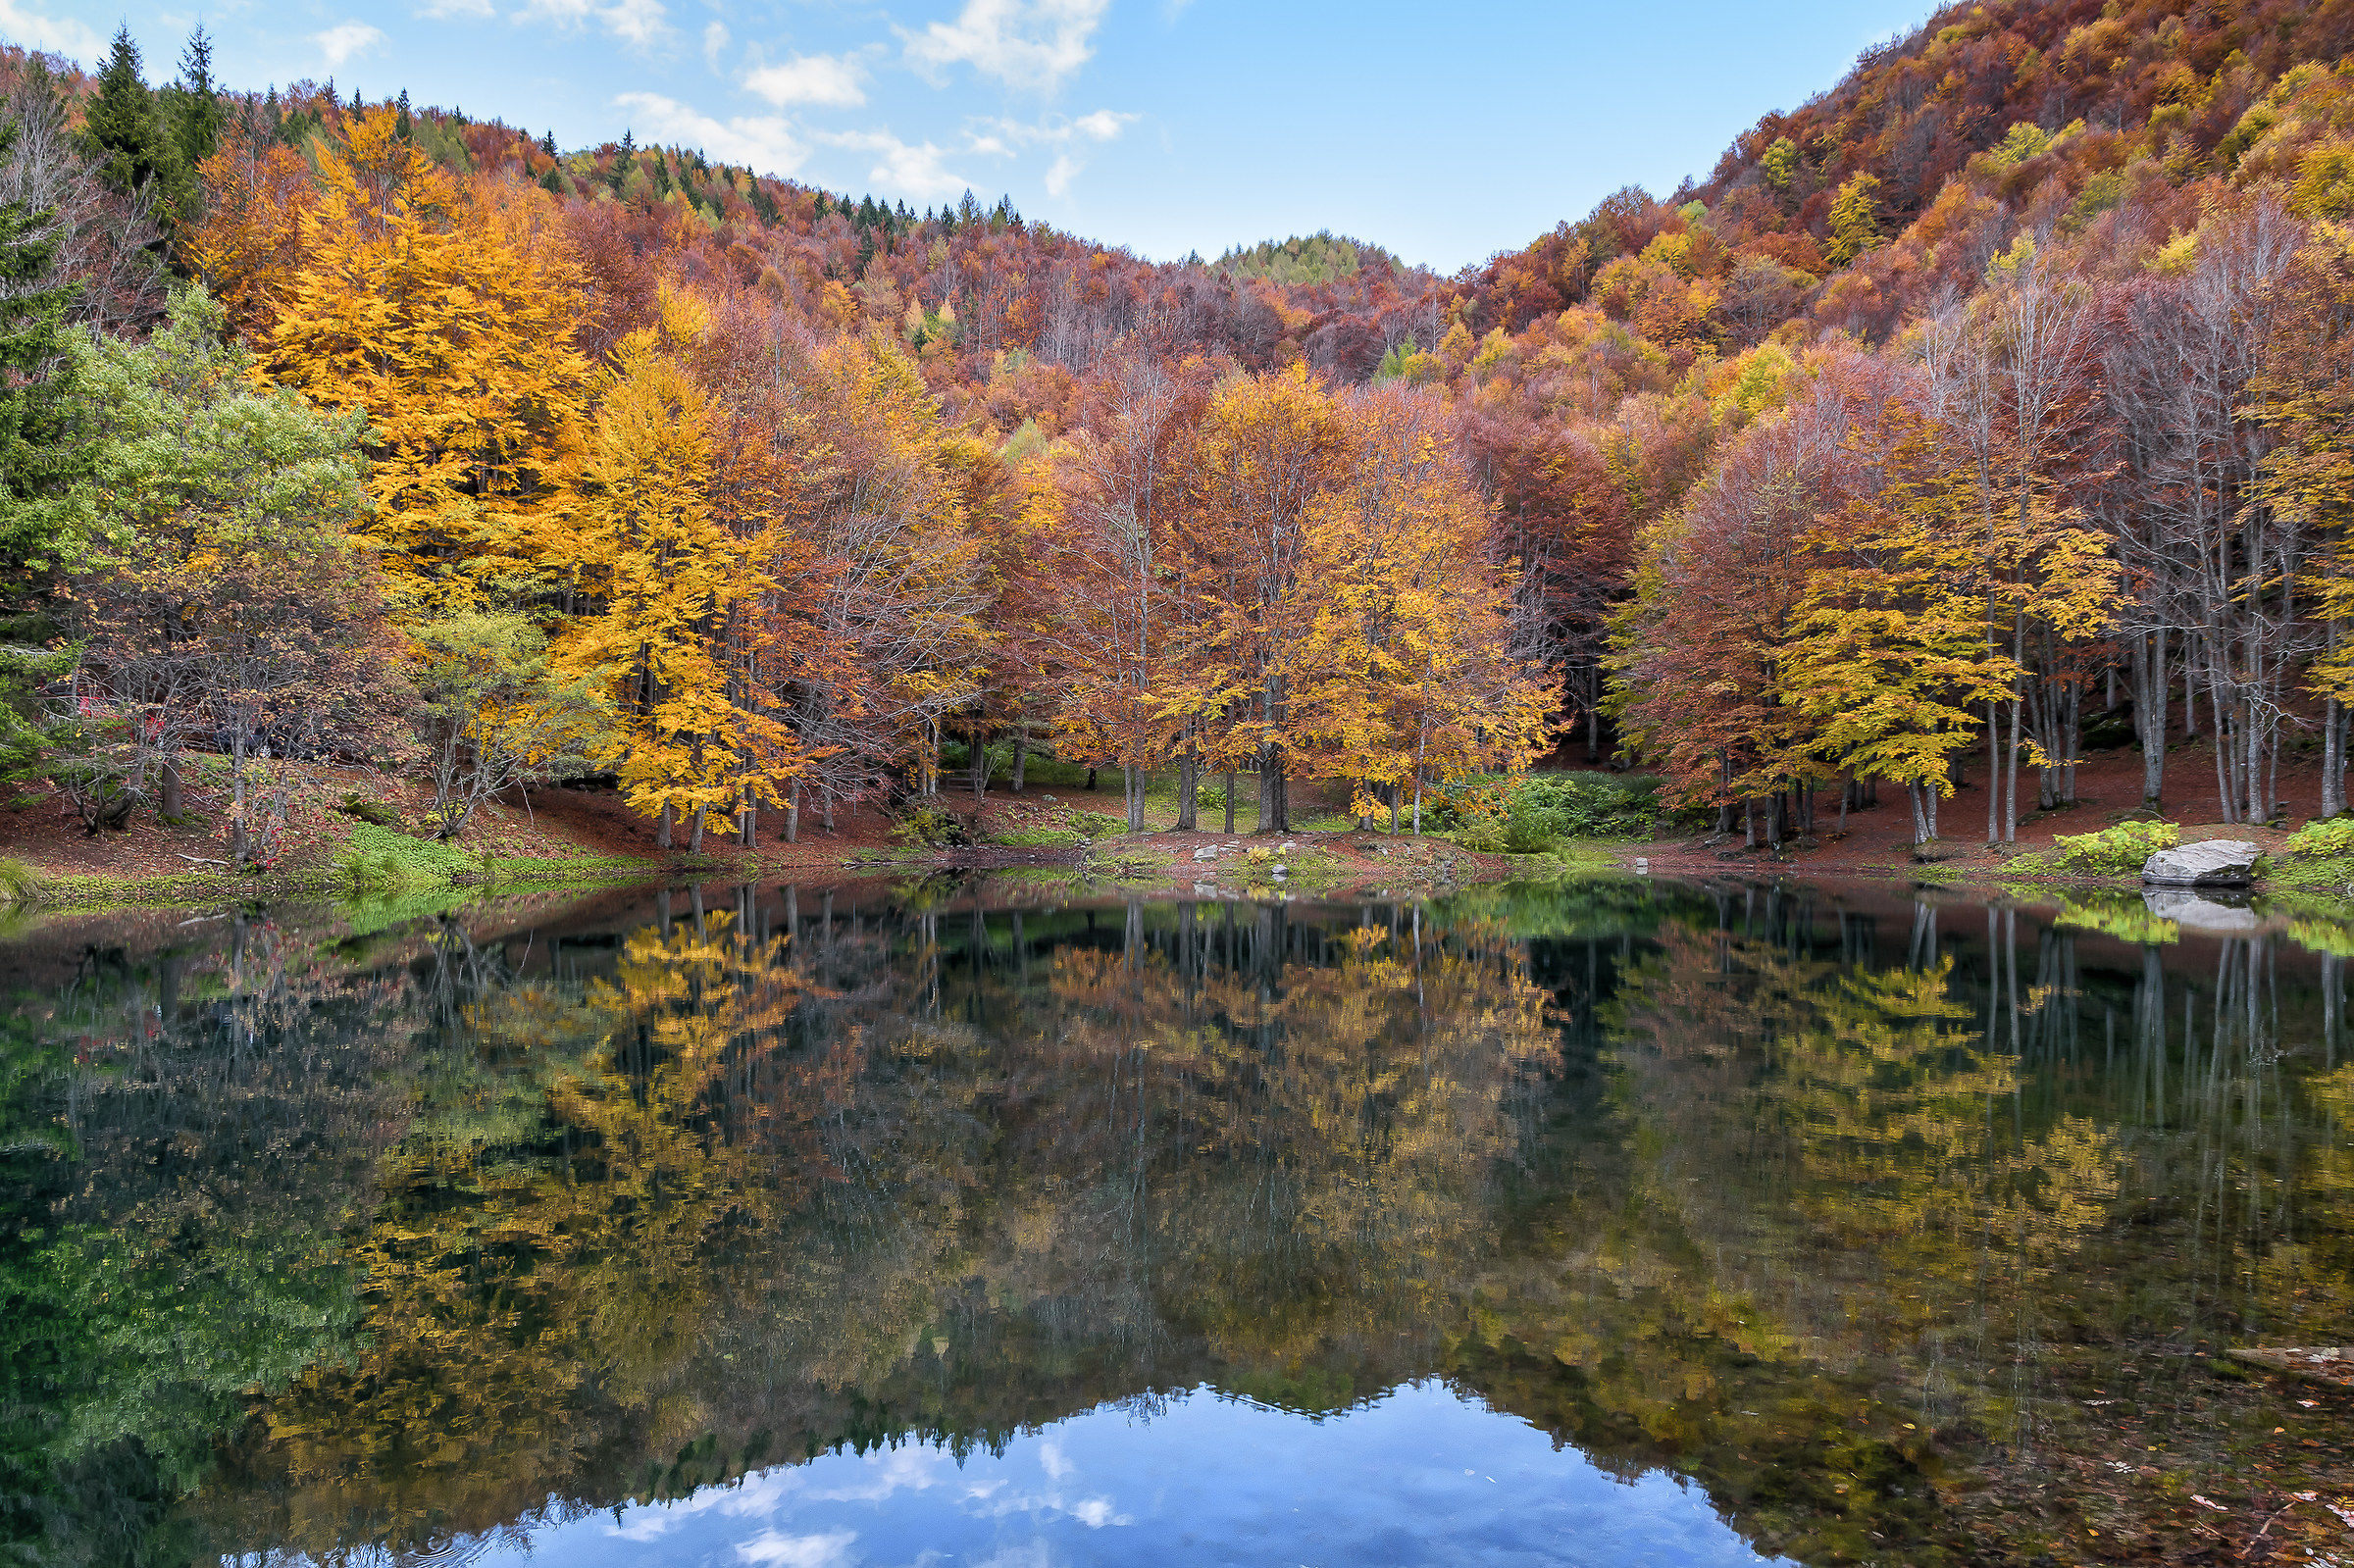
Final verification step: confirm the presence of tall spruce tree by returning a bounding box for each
[171,25,223,174]
[0,113,81,779]
[81,28,180,215]
[0,115,77,575]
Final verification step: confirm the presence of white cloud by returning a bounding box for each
[813,126,969,201]
[968,108,1134,154]
[1069,108,1129,140]
[1043,152,1078,196]
[416,0,496,19]
[902,0,1106,92]
[312,21,386,67]
[702,20,730,71]
[0,0,105,61]
[742,52,866,109]
[516,0,668,47]
[613,91,808,177]
[736,1529,857,1568]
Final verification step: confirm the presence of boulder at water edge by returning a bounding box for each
[2141,839,2262,887]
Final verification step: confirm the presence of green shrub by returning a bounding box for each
[2050,820,2180,872]
[992,827,1081,848]
[338,824,477,888]
[890,805,971,848]
[2287,817,2354,858]
[1430,772,1662,852]
[1070,810,1122,838]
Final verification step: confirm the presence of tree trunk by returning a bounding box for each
[2004,695,2023,843]
[657,802,674,850]
[787,783,800,844]
[160,754,183,820]
[1986,699,2000,844]
[1223,769,1236,835]
[2132,629,2168,806]
[1010,728,1027,792]
[1177,740,1200,832]
[2327,697,2345,820]
[969,725,991,798]
[1257,746,1288,833]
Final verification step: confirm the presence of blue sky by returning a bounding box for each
[21,0,1929,271]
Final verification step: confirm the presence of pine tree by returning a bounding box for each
[394,88,412,143]
[541,128,557,156]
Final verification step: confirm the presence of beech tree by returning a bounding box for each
[263,106,589,614]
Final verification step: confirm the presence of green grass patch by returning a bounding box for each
[991,827,1082,848]
[484,853,661,885]
[0,855,44,903]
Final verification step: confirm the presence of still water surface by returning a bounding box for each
[6,878,2354,1566]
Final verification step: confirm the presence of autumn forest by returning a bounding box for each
[7,0,2354,866]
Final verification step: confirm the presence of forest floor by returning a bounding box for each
[1618,734,2340,893]
[4,733,2344,914]
[0,754,1523,911]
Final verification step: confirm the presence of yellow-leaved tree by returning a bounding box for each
[1291,386,1552,830]
[262,106,590,614]
[553,301,813,848]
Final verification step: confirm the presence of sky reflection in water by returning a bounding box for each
[527,1381,1778,1568]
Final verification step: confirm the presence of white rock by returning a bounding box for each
[2144,887,2259,934]
[1279,841,1296,852]
[2142,839,2263,887]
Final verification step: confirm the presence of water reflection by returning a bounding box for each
[5,880,2354,1565]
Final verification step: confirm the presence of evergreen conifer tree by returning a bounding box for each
[0,113,74,565]
[0,110,84,774]
[81,28,179,210]
[171,25,223,174]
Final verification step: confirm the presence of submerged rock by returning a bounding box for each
[2141,839,2262,887]
[2143,887,2259,934]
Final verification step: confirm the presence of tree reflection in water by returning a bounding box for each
[4,880,2354,1565]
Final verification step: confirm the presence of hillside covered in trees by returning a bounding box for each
[6,0,2354,867]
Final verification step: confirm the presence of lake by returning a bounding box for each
[5,876,2353,1566]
